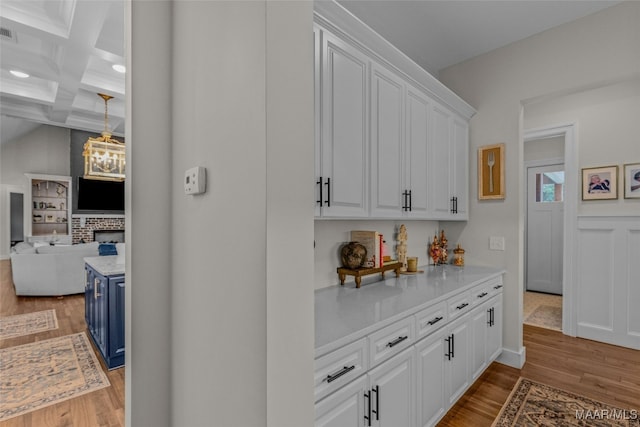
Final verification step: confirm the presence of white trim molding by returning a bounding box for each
[523,123,578,337]
[497,346,527,369]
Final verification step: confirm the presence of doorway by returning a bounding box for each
[10,192,24,246]
[523,135,566,332]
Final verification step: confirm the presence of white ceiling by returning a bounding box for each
[0,0,125,144]
[0,0,622,145]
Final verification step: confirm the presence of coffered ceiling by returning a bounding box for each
[0,0,124,142]
[0,0,622,145]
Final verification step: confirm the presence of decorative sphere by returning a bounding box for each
[341,242,367,269]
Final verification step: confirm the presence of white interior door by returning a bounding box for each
[526,164,564,294]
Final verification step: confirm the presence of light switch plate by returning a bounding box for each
[184,166,206,195]
[489,236,505,251]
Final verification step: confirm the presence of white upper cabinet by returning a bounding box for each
[405,85,431,219]
[430,103,469,220]
[370,62,405,218]
[314,3,474,220]
[316,30,370,218]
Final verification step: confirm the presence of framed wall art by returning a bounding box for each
[581,165,618,200]
[478,143,505,200]
[623,162,640,199]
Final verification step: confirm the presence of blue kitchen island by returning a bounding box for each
[84,255,125,369]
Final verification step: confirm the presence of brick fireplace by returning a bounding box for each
[72,216,125,244]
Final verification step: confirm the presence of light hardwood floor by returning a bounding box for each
[2,259,638,426]
[0,259,124,427]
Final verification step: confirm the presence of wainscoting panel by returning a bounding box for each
[575,216,640,350]
[627,230,640,340]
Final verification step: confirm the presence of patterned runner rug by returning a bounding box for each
[493,377,639,426]
[0,309,58,340]
[0,332,110,421]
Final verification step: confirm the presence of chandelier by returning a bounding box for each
[83,93,125,181]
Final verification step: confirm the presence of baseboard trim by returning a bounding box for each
[496,346,526,369]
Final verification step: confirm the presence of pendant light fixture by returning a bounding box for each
[83,93,125,181]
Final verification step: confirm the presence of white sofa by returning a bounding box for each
[10,242,101,296]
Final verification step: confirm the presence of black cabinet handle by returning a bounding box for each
[372,385,379,420]
[427,316,443,326]
[386,335,408,348]
[402,190,408,211]
[450,196,458,214]
[494,284,503,290]
[325,365,355,383]
[456,302,469,310]
[364,390,371,426]
[451,333,455,358]
[324,177,331,207]
[317,177,323,206]
[490,307,495,326]
[478,292,488,298]
[408,190,412,212]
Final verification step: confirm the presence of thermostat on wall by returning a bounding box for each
[184,166,206,195]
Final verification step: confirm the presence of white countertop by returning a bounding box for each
[315,264,505,357]
[84,255,125,276]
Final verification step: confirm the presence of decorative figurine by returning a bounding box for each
[453,244,465,267]
[439,230,448,264]
[429,234,441,265]
[397,224,408,272]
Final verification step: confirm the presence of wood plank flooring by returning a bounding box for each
[2,258,638,426]
[438,325,640,427]
[0,259,124,427]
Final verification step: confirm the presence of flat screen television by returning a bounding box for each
[77,177,125,212]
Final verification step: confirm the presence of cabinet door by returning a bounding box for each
[320,32,369,217]
[446,317,470,406]
[451,117,469,219]
[368,347,415,427]
[370,63,404,218]
[314,25,322,217]
[405,86,430,218]
[486,295,503,362]
[108,276,126,364]
[94,274,109,358]
[316,375,368,427]
[430,103,453,219]
[470,304,488,381]
[416,330,447,427]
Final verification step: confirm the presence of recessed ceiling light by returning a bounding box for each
[112,64,126,73]
[10,70,29,78]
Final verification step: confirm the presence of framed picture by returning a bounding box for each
[478,143,505,200]
[623,162,640,199]
[582,165,618,200]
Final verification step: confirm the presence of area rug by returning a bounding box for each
[493,377,640,427]
[524,305,562,331]
[0,332,110,421]
[0,309,58,340]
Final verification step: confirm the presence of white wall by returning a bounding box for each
[128,1,314,426]
[439,1,640,363]
[314,220,441,289]
[0,125,70,258]
[524,136,564,163]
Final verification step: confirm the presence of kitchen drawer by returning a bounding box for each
[415,301,447,340]
[368,316,414,368]
[470,282,493,307]
[489,277,504,295]
[447,291,471,321]
[314,338,368,402]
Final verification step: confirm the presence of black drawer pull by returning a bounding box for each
[326,365,355,383]
[427,316,443,326]
[494,285,503,289]
[456,302,469,310]
[477,292,488,298]
[386,335,408,348]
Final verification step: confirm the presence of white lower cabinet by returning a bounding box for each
[316,348,415,427]
[316,283,503,427]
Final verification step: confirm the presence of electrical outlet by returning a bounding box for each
[489,236,505,251]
